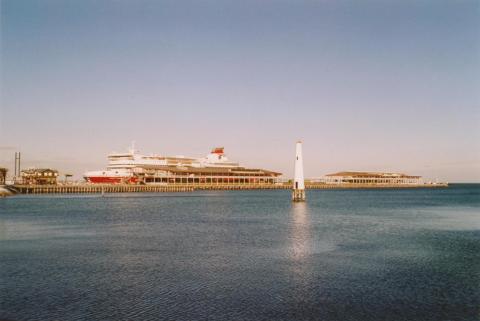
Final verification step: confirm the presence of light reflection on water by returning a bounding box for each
[289,202,311,261]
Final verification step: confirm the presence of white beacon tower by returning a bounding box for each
[292,141,306,202]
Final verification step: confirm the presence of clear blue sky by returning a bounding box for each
[1,0,479,181]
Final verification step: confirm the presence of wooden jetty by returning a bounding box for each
[12,184,194,194]
[7,182,448,195]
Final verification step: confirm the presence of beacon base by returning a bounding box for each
[292,189,306,202]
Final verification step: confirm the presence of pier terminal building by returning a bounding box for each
[313,171,423,186]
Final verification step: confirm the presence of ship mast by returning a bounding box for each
[129,141,136,154]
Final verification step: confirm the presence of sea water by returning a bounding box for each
[1,185,479,320]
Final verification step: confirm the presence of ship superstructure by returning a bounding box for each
[84,146,281,184]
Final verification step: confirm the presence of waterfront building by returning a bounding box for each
[84,147,282,185]
[318,171,422,185]
[21,168,59,185]
[139,165,280,185]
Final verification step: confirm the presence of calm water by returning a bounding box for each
[1,185,479,321]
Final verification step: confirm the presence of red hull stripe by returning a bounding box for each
[86,177,137,184]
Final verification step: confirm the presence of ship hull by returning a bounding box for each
[85,176,137,184]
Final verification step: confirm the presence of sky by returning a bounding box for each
[1,0,479,182]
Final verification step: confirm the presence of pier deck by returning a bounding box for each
[7,183,448,195]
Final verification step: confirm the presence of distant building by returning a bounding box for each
[21,168,59,185]
[317,171,422,186]
[0,167,7,185]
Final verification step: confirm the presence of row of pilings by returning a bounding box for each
[8,183,448,195]
[13,184,194,194]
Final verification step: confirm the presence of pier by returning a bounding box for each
[11,184,194,194]
[5,182,448,195]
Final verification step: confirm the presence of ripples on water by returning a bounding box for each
[0,185,479,320]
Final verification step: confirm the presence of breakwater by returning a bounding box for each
[7,183,448,195]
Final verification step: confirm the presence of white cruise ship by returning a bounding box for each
[84,145,280,184]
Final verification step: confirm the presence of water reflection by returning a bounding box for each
[289,202,312,261]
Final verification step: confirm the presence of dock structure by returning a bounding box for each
[12,184,195,194]
[292,141,306,202]
[5,182,448,195]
